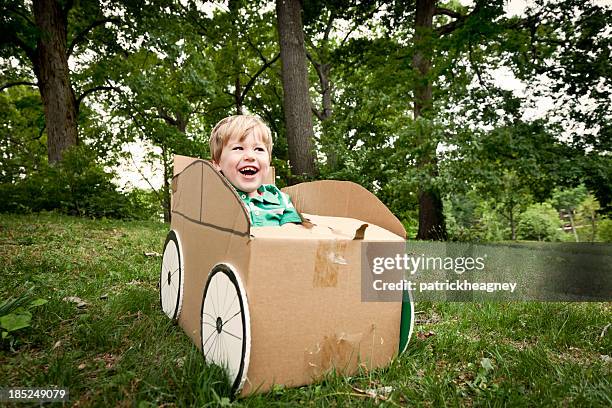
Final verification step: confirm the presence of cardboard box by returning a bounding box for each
[160,155,411,396]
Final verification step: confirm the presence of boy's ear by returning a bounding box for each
[212,160,221,171]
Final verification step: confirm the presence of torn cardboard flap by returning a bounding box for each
[304,332,364,376]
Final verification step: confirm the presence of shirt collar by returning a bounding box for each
[236,185,280,205]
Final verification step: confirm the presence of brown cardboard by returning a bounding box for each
[167,156,407,396]
[282,181,407,238]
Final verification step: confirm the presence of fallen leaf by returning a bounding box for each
[480,357,494,372]
[144,251,161,257]
[600,323,610,338]
[94,353,118,369]
[351,385,393,401]
[417,330,435,340]
[52,340,61,350]
[175,357,186,368]
[78,363,86,370]
[600,355,611,363]
[63,296,88,308]
[99,293,109,300]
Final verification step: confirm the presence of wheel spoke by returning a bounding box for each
[209,290,219,318]
[222,329,242,341]
[222,294,238,321]
[224,310,241,325]
[203,321,217,329]
[205,333,219,356]
[202,328,217,350]
[222,277,230,317]
[203,312,217,321]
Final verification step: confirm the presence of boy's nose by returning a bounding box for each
[243,150,255,160]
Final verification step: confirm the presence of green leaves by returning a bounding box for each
[1,311,32,333]
[0,291,47,343]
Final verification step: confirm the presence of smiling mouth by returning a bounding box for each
[239,166,259,176]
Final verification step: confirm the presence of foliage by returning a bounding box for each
[0,288,47,349]
[445,194,509,242]
[0,87,47,183]
[596,218,612,243]
[551,184,588,214]
[1,0,611,240]
[0,146,157,220]
[517,203,563,242]
[576,193,602,242]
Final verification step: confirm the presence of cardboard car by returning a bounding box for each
[159,155,414,396]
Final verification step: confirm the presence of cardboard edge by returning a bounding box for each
[282,181,407,239]
[174,154,199,177]
[172,156,251,237]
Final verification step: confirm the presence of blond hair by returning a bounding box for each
[209,115,273,162]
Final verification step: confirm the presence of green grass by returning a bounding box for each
[1,213,610,407]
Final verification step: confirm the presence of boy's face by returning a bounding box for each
[213,131,270,197]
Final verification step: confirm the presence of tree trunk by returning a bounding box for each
[32,0,78,164]
[162,145,171,223]
[276,0,317,179]
[235,75,243,115]
[413,0,447,240]
[568,211,579,242]
[229,0,243,115]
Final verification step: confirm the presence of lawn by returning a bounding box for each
[1,213,610,407]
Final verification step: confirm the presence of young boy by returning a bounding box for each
[209,115,302,227]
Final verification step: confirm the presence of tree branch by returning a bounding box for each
[323,10,335,42]
[312,106,324,122]
[7,4,35,27]
[6,32,36,63]
[0,81,38,92]
[468,40,487,89]
[434,7,463,19]
[337,3,382,47]
[239,53,280,105]
[76,85,119,110]
[435,3,483,36]
[67,17,122,57]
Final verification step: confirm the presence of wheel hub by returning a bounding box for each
[216,316,223,333]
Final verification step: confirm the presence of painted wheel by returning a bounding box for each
[399,288,415,353]
[201,264,251,394]
[160,230,184,320]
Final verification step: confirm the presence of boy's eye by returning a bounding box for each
[232,146,243,151]
[255,147,266,152]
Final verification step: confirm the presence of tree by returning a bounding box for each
[276,0,317,179]
[577,193,600,242]
[551,184,588,242]
[517,202,563,242]
[0,0,126,163]
[412,0,445,240]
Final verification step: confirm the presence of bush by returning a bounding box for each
[597,218,612,242]
[0,146,160,220]
[517,203,563,241]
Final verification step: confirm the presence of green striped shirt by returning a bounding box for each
[235,184,302,227]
